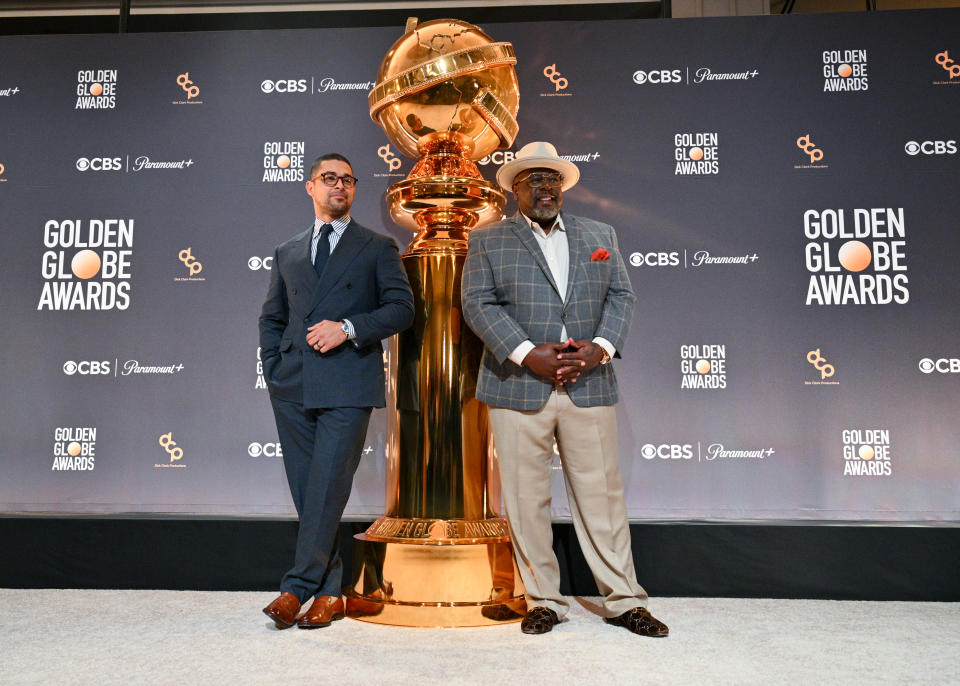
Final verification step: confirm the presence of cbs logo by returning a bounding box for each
[904,140,957,156]
[248,442,283,457]
[260,79,308,94]
[632,69,683,85]
[629,251,680,267]
[63,360,111,375]
[641,443,693,460]
[919,358,960,374]
[478,151,516,166]
[247,256,273,270]
[76,157,123,171]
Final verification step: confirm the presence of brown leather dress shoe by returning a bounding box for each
[262,592,301,629]
[605,607,669,637]
[297,595,345,629]
[347,588,388,617]
[520,606,559,634]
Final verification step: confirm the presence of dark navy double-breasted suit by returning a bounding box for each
[259,219,413,601]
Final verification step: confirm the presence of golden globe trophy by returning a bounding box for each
[344,17,525,627]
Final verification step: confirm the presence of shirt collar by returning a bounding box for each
[520,212,565,236]
[313,215,350,238]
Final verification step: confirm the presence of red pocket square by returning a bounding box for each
[591,248,610,261]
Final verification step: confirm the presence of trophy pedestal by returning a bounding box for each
[343,239,526,628]
[346,519,525,627]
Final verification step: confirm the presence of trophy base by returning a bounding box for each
[346,533,526,627]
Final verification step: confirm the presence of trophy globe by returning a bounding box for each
[369,18,520,242]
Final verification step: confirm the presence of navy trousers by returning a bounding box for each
[270,397,371,602]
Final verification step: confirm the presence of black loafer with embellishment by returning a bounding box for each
[605,607,669,637]
[520,606,559,634]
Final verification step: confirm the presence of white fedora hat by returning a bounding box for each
[496,141,580,192]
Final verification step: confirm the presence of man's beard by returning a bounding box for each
[526,196,559,222]
[326,195,349,218]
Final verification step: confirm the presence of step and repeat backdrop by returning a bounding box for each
[1,9,958,521]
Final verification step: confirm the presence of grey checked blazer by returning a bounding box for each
[462,211,635,410]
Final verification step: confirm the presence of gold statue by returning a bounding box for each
[345,18,525,626]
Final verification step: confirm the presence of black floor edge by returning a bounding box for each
[1,518,956,600]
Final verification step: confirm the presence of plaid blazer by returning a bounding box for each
[462,212,635,410]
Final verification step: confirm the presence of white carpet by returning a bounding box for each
[1,590,957,686]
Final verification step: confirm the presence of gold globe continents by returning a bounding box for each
[369,18,519,162]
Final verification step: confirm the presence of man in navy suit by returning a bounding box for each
[259,153,414,629]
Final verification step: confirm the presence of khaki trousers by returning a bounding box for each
[489,389,647,619]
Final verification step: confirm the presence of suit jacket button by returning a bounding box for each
[303,317,309,323]
[292,288,298,295]
[561,312,568,320]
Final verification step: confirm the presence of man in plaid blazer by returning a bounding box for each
[462,142,668,638]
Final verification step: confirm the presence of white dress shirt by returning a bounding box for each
[508,213,616,366]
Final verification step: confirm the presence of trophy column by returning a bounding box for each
[344,19,525,627]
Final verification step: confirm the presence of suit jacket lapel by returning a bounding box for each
[509,213,562,300]
[561,212,584,305]
[291,225,316,287]
[310,219,371,309]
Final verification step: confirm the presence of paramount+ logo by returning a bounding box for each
[641,442,773,463]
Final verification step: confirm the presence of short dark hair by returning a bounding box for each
[309,153,353,180]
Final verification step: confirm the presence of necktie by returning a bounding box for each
[313,223,332,278]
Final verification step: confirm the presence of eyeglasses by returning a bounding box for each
[311,172,358,188]
[517,172,563,188]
